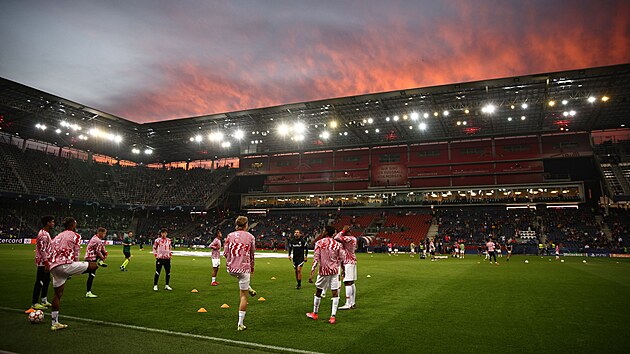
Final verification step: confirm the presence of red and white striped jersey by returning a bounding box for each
[153,237,172,259]
[85,235,108,261]
[334,231,357,265]
[48,230,82,270]
[224,230,255,274]
[209,237,221,259]
[311,237,344,276]
[35,229,52,267]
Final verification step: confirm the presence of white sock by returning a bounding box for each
[238,311,246,326]
[42,297,48,303]
[351,284,356,305]
[331,297,339,316]
[51,311,59,325]
[212,277,216,283]
[313,295,321,313]
[321,289,326,297]
[345,285,353,305]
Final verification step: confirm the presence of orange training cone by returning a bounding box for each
[221,304,230,309]
[197,308,207,313]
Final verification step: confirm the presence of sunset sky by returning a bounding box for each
[1,0,629,123]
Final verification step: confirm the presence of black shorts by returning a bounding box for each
[430,251,435,255]
[156,259,171,266]
[123,251,131,258]
[293,259,305,269]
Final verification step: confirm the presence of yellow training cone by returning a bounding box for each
[258,297,266,302]
[366,275,371,278]
[221,304,230,309]
[191,289,199,293]
[197,308,207,313]
[271,277,276,280]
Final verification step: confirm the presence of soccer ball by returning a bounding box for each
[28,310,44,324]
[561,260,565,263]
[582,260,587,264]
[524,260,529,264]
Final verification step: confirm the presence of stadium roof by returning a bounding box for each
[1,63,630,163]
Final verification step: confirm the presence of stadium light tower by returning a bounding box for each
[233,130,244,140]
[278,123,290,136]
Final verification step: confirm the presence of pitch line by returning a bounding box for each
[0,307,324,354]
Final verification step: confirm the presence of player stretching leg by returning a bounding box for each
[209,230,222,286]
[224,216,257,331]
[307,225,344,324]
[85,227,109,298]
[288,229,308,289]
[48,218,103,330]
[335,225,357,310]
[28,216,54,312]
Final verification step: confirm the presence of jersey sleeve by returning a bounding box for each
[74,234,82,261]
[250,236,255,272]
[310,243,320,275]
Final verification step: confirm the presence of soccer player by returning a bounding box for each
[459,241,465,259]
[506,241,513,261]
[153,228,173,291]
[453,242,459,258]
[120,231,133,271]
[555,243,561,261]
[409,242,416,257]
[307,225,345,324]
[486,237,498,265]
[387,242,393,256]
[335,225,357,310]
[429,239,436,261]
[209,230,222,286]
[29,215,54,312]
[48,217,102,331]
[288,229,308,289]
[84,227,109,298]
[224,216,257,331]
[496,242,502,258]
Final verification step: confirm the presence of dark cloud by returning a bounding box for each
[1,0,629,123]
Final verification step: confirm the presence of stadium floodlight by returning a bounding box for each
[423,113,429,118]
[507,117,513,121]
[521,103,528,109]
[443,110,449,116]
[563,111,569,117]
[114,135,123,143]
[233,130,244,140]
[393,115,399,121]
[562,99,569,105]
[144,149,153,155]
[375,128,380,133]
[569,110,576,116]
[464,109,469,114]
[462,121,467,125]
[195,135,202,142]
[419,122,427,130]
[410,112,419,120]
[601,96,609,102]
[343,132,348,136]
[548,100,556,106]
[457,121,462,126]
[132,148,140,154]
[293,122,306,134]
[189,137,194,142]
[55,128,61,134]
[320,131,330,140]
[209,131,224,142]
[221,141,231,148]
[329,121,338,129]
[367,118,374,124]
[385,117,390,122]
[294,135,304,142]
[278,123,290,136]
[365,130,369,133]
[587,96,596,103]
[482,104,496,114]
[521,116,526,120]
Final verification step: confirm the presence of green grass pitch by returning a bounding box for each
[1,245,629,353]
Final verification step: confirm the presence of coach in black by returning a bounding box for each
[288,229,308,289]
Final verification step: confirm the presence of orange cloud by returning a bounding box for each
[114,1,630,123]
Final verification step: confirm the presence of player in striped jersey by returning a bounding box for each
[224,216,257,331]
[209,230,222,286]
[28,216,54,312]
[48,217,103,331]
[335,225,357,310]
[153,228,173,291]
[307,225,345,324]
[84,227,109,298]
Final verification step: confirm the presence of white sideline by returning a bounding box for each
[0,307,323,354]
